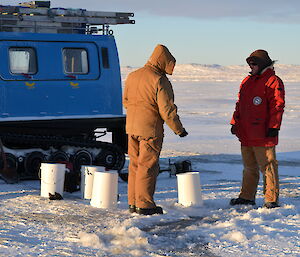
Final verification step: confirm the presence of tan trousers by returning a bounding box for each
[127,135,163,209]
[239,146,279,203]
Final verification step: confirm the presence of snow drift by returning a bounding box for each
[121,63,300,82]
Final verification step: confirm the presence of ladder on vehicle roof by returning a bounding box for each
[0,1,134,35]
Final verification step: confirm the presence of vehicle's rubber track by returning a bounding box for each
[0,133,125,171]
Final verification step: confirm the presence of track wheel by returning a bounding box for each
[73,150,92,171]
[49,151,69,162]
[0,153,19,183]
[0,153,18,170]
[24,151,46,179]
[95,149,118,169]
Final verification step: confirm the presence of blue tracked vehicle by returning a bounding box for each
[0,1,134,182]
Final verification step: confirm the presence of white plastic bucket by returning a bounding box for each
[80,165,105,199]
[90,170,118,208]
[40,163,66,198]
[177,172,203,207]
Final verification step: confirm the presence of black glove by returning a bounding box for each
[179,128,188,137]
[231,125,236,135]
[267,128,279,137]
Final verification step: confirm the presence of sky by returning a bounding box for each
[1,0,300,66]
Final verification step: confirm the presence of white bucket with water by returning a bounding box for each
[40,163,66,198]
[90,170,118,208]
[177,172,203,207]
[80,165,105,199]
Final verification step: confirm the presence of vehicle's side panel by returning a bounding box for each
[0,33,123,122]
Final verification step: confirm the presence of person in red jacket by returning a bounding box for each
[230,49,285,209]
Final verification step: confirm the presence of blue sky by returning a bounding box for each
[2,0,300,66]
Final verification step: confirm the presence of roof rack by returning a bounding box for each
[0,1,134,35]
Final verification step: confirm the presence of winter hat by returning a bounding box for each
[246,49,273,70]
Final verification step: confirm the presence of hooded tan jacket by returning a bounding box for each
[123,44,184,138]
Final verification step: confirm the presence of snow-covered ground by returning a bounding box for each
[1,65,300,256]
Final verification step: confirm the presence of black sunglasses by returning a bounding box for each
[249,62,258,66]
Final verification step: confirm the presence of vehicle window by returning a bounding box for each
[63,48,88,74]
[101,47,109,69]
[9,47,37,74]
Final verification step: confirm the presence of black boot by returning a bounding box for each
[136,206,163,215]
[230,197,255,206]
[129,205,136,213]
[263,202,280,209]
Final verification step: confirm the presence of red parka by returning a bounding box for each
[231,67,285,147]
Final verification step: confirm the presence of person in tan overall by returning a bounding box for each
[123,44,188,215]
[230,50,285,208]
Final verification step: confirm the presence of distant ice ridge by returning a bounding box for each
[121,64,300,82]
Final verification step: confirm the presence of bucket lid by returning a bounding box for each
[176,171,199,176]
